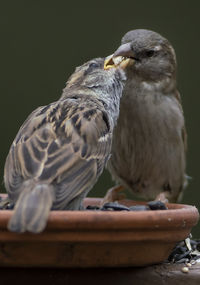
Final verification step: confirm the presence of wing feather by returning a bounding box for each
[174,90,187,153]
[4,97,112,208]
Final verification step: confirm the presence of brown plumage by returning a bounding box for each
[106,29,187,203]
[4,57,127,233]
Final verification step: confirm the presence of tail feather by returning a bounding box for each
[8,184,54,233]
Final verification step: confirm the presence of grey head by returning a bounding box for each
[114,29,177,82]
[60,57,127,127]
[62,58,126,101]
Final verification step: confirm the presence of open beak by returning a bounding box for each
[104,43,134,70]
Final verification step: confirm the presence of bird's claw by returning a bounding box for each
[155,191,169,203]
[100,185,126,207]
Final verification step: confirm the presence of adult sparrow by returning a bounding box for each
[4,56,131,233]
[105,29,187,203]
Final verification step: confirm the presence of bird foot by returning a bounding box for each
[100,185,126,207]
[155,192,169,203]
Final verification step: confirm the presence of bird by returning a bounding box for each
[104,29,187,203]
[4,56,131,233]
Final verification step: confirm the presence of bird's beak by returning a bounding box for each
[113,42,134,58]
[104,43,134,70]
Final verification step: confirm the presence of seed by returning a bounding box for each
[181,267,189,273]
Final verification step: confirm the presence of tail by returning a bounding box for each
[8,183,54,233]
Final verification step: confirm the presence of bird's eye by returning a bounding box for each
[145,50,155,58]
[89,62,99,69]
[84,62,100,76]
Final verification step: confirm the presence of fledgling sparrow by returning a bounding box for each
[105,29,187,203]
[4,56,130,233]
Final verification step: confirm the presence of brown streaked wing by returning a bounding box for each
[4,104,57,198]
[44,99,112,209]
[5,98,112,209]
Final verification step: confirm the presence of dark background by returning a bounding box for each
[0,1,199,236]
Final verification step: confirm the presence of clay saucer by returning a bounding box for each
[0,197,198,267]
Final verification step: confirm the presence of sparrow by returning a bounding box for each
[4,56,131,233]
[104,29,187,203]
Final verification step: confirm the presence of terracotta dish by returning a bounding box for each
[0,197,198,267]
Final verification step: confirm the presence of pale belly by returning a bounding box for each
[108,91,186,201]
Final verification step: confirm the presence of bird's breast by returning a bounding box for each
[108,84,185,199]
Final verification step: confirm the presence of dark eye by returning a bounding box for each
[84,62,100,75]
[84,62,100,76]
[89,62,99,69]
[145,50,155,58]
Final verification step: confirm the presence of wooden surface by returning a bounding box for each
[0,263,200,285]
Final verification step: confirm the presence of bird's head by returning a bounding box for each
[61,57,133,126]
[61,57,133,124]
[65,57,130,95]
[107,29,177,83]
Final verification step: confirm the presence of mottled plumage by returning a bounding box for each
[4,58,126,233]
[107,29,187,203]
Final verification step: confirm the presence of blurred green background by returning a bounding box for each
[0,1,199,236]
